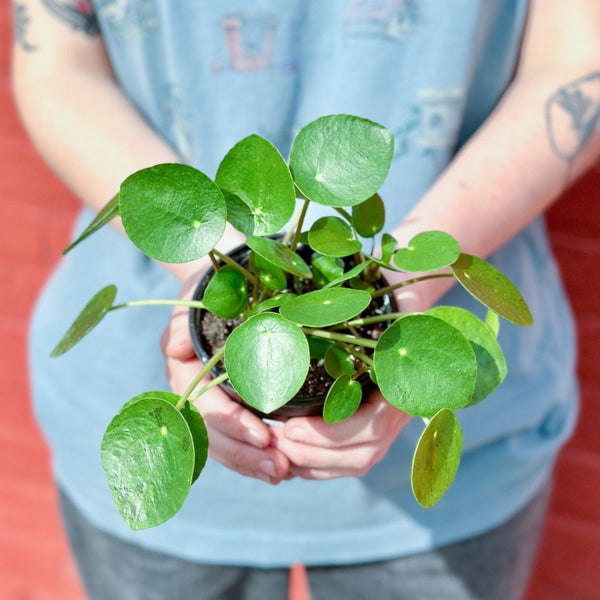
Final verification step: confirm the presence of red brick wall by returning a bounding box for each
[1,2,598,598]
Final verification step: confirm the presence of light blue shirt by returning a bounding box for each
[30,0,578,566]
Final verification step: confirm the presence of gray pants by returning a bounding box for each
[59,482,550,600]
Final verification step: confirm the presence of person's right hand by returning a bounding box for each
[160,271,291,484]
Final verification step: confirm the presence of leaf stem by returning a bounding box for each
[176,345,226,410]
[347,347,374,367]
[290,197,310,252]
[333,312,405,329]
[189,372,230,403]
[208,250,221,272]
[302,328,378,349]
[212,249,258,287]
[371,273,454,299]
[110,299,205,311]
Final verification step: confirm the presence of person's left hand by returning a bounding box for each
[270,390,412,479]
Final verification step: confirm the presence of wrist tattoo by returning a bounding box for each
[12,2,37,52]
[41,0,99,35]
[545,71,600,163]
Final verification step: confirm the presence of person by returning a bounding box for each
[12,1,600,598]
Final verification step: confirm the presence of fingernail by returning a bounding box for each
[245,429,264,448]
[286,428,305,442]
[259,460,276,478]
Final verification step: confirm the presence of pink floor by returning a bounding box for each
[1,3,599,598]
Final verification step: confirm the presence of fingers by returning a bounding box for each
[161,304,196,360]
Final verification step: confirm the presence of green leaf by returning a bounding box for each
[250,252,287,291]
[352,193,385,238]
[216,134,296,236]
[485,309,500,338]
[451,253,533,326]
[248,293,296,316]
[308,217,362,257]
[123,391,208,484]
[427,306,507,406]
[224,313,310,413]
[289,114,394,207]
[311,253,345,283]
[323,259,372,288]
[324,345,355,378]
[411,408,463,508]
[202,265,248,319]
[307,335,335,360]
[280,288,372,327]
[246,236,312,279]
[51,285,117,357]
[120,163,227,263]
[323,375,362,424]
[393,231,461,272]
[373,314,477,416]
[63,193,120,255]
[101,395,195,530]
[381,233,397,264]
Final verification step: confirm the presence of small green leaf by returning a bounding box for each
[308,217,362,257]
[411,408,463,508]
[202,265,248,319]
[250,252,287,291]
[393,231,461,272]
[307,335,335,359]
[280,288,372,327]
[427,307,507,406]
[311,253,345,283]
[323,375,362,424]
[101,395,195,530]
[352,193,385,238]
[120,164,227,263]
[246,236,312,279]
[451,253,533,326]
[51,285,117,357]
[216,134,296,236]
[324,345,356,378]
[63,193,120,255]
[373,315,477,416]
[224,313,310,413]
[381,233,397,264]
[485,309,500,337]
[289,114,394,207]
[249,293,296,316]
[323,260,372,288]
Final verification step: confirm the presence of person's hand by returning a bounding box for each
[270,390,412,480]
[161,271,291,484]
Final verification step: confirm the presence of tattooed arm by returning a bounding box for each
[273,0,600,480]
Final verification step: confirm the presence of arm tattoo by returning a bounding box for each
[41,0,99,36]
[12,2,38,52]
[545,72,600,164]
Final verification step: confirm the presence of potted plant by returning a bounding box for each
[51,114,532,531]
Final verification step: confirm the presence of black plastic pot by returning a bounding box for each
[189,241,398,420]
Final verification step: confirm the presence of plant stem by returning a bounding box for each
[333,312,405,329]
[334,207,352,223]
[347,347,374,367]
[290,197,310,252]
[212,249,258,287]
[371,273,454,299]
[302,328,378,349]
[110,299,205,311]
[175,346,226,410]
[189,372,230,403]
[208,250,221,272]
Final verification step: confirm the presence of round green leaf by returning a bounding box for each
[323,375,362,424]
[123,391,208,484]
[51,285,117,357]
[411,408,463,508]
[381,233,398,264]
[485,309,500,338]
[323,259,372,288]
[120,163,226,263]
[224,313,310,413]
[427,306,507,406]
[451,253,533,326]
[246,236,312,279]
[373,315,477,416]
[216,134,296,236]
[308,217,362,257]
[280,288,372,327]
[312,253,345,283]
[250,252,287,291]
[307,335,335,360]
[352,193,385,238]
[101,395,195,530]
[393,231,461,272]
[289,115,394,207]
[324,345,356,378]
[203,265,248,319]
